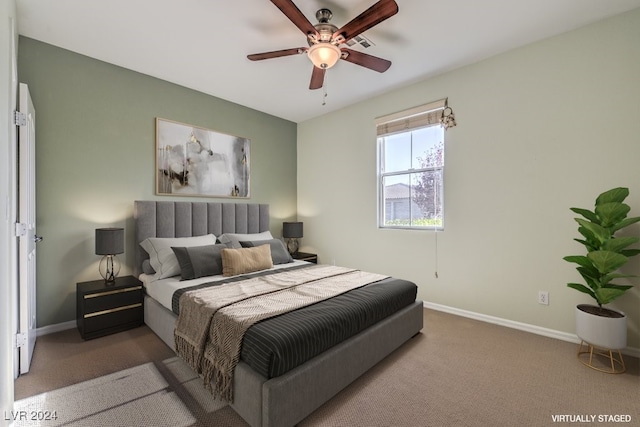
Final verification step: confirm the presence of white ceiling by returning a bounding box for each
[16,0,640,123]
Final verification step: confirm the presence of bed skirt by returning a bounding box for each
[144,295,424,427]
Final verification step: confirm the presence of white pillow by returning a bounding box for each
[140,234,217,280]
[217,231,273,247]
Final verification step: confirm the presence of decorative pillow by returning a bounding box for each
[140,234,217,280]
[240,239,293,265]
[218,231,274,248]
[172,244,227,280]
[221,245,273,277]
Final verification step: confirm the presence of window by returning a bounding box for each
[377,100,446,230]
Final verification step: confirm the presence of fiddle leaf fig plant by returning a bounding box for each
[564,187,640,307]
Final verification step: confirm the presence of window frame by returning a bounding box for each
[376,100,446,231]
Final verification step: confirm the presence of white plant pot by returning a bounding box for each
[575,304,627,350]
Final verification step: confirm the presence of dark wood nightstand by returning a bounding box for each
[292,251,318,264]
[76,275,144,340]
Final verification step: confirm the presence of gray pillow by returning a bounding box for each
[218,231,274,247]
[140,234,217,280]
[240,239,293,265]
[142,259,156,275]
[171,244,227,280]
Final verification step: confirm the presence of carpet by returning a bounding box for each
[12,357,229,427]
[13,313,640,427]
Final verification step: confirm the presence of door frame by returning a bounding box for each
[2,2,19,418]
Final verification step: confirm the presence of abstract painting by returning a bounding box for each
[156,118,250,198]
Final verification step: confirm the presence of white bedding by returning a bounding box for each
[140,259,310,311]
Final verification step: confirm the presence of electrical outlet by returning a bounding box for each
[538,291,549,305]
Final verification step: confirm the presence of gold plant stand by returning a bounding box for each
[577,340,625,374]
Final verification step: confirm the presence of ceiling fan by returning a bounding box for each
[247,0,399,90]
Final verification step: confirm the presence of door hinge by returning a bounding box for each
[15,333,27,348]
[14,111,26,127]
[15,222,27,237]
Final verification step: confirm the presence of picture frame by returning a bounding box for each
[156,118,250,198]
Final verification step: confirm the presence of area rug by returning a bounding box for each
[12,357,230,427]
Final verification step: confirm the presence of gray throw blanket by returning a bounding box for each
[174,265,387,402]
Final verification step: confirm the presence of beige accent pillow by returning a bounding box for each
[221,245,273,277]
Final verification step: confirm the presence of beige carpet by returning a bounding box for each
[14,309,640,426]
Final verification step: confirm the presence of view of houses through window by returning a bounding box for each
[378,118,444,229]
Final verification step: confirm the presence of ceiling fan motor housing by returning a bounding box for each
[309,9,338,45]
[316,8,332,23]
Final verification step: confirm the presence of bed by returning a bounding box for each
[134,200,424,427]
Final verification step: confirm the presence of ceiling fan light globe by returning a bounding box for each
[307,43,341,69]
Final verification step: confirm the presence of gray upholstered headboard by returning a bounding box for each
[133,201,270,277]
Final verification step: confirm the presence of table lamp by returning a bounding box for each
[282,222,303,255]
[95,227,124,284]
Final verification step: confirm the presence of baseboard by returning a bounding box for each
[36,305,640,359]
[36,320,76,337]
[424,301,640,358]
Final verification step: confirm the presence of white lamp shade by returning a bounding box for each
[307,43,341,69]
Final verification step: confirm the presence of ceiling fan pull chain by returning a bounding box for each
[322,73,328,106]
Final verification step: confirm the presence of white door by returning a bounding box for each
[16,83,38,375]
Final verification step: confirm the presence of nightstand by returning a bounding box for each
[292,251,318,264]
[76,275,144,340]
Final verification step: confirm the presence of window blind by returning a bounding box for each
[375,99,446,137]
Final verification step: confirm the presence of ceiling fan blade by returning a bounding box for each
[341,48,391,72]
[271,0,319,37]
[332,0,398,44]
[309,66,326,90]
[247,47,306,61]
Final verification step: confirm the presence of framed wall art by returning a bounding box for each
[156,118,250,198]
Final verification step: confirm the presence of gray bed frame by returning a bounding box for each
[134,201,424,427]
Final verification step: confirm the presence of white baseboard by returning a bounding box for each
[36,320,76,337]
[35,305,640,359]
[424,301,640,358]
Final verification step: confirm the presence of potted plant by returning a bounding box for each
[564,187,640,355]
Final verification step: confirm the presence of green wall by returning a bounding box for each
[18,37,298,328]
